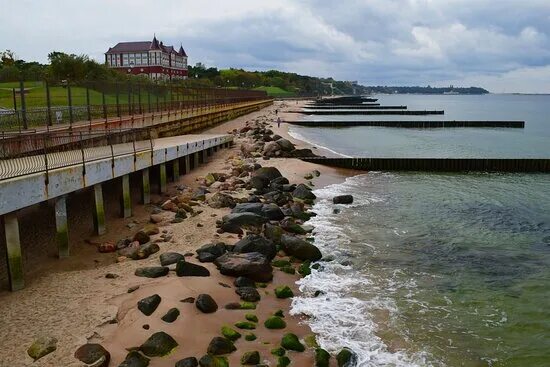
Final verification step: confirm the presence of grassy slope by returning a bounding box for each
[254,86,295,97]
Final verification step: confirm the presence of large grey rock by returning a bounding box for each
[135,267,169,278]
[74,344,110,367]
[175,357,198,367]
[159,252,185,266]
[137,294,161,316]
[292,184,316,201]
[196,242,227,258]
[140,332,178,357]
[118,351,150,367]
[176,260,210,277]
[281,235,322,261]
[333,195,354,204]
[236,287,261,302]
[252,166,282,182]
[214,252,273,282]
[232,203,264,215]
[234,234,277,260]
[264,223,284,245]
[196,294,218,313]
[207,192,236,209]
[207,337,236,355]
[261,203,285,220]
[276,138,295,152]
[221,213,267,233]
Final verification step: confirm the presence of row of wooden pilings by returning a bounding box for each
[2,141,233,291]
[300,157,550,172]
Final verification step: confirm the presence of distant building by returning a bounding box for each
[105,36,188,81]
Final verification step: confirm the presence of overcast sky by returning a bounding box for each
[2,0,550,93]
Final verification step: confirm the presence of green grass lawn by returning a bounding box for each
[253,86,295,97]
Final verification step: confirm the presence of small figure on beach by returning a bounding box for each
[275,109,279,115]
[277,117,281,128]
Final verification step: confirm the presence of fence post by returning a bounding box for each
[127,81,132,116]
[67,82,74,127]
[86,83,91,127]
[45,81,52,127]
[116,82,120,117]
[138,83,142,115]
[147,85,151,113]
[19,80,28,130]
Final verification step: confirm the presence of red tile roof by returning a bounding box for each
[106,36,187,56]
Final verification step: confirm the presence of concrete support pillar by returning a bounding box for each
[121,174,132,218]
[202,148,208,163]
[173,159,180,181]
[4,213,24,291]
[184,155,190,174]
[194,152,200,168]
[142,168,150,204]
[93,184,106,235]
[55,196,69,258]
[213,145,218,152]
[159,163,167,193]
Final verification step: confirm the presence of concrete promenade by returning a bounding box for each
[0,133,233,290]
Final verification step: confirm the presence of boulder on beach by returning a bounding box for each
[74,344,110,367]
[119,351,150,367]
[207,192,236,209]
[275,138,295,152]
[159,252,185,266]
[214,252,273,282]
[196,242,227,261]
[292,184,316,201]
[220,213,267,233]
[281,333,305,352]
[133,230,150,245]
[196,294,218,313]
[137,294,161,316]
[176,260,210,277]
[241,351,260,365]
[235,287,261,302]
[207,337,236,355]
[275,285,294,299]
[333,195,354,204]
[140,331,178,357]
[27,336,57,361]
[198,355,228,367]
[337,348,358,367]
[252,166,282,182]
[315,348,331,367]
[176,357,198,367]
[161,308,180,323]
[134,267,169,278]
[234,276,256,288]
[264,316,286,329]
[281,235,322,261]
[233,234,277,260]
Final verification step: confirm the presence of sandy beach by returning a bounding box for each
[0,100,359,367]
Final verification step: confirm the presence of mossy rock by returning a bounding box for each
[199,354,229,367]
[274,309,284,317]
[240,351,260,365]
[278,356,291,367]
[281,333,305,352]
[245,333,257,341]
[337,348,356,367]
[311,263,321,270]
[224,302,257,310]
[245,314,258,323]
[264,316,286,329]
[274,285,294,299]
[271,259,291,268]
[304,334,319,348]
[235,321,256,330]
[298,261,312,276]
[221,326,241,341]
[280,266,295,275]
[271,347,286,356]
[315,348,330,367]
[256,282,268,288]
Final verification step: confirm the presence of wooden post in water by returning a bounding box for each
[194,151,200,167]
[55,196,69,258]
[173,159,180,181]
[184,155,191,174]
[3,213,24,291]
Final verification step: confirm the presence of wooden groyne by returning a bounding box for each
[287,120,525,128]
[292,110,445,115]
[315,96,377,104]
[304,105,407,110]
[300,157,550,172]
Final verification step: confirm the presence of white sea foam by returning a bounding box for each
[287,127,353,158]
[291,175,439,367]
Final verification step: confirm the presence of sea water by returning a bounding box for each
[289,94,550,366]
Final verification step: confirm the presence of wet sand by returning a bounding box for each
[0,100,358,366]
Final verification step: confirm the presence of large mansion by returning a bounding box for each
[105,36,188,80]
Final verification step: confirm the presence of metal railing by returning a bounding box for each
[0,128,155,181]
[1,80,269,132]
